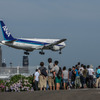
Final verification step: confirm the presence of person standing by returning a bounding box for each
[75,65,80,89]
[48,58,55,90]
[52,60,61,90]
[33,69,39,91]
[96,66,100,88]
[79,64,84,88]
[83,65,88,88]
[38,62,48,91]
[71,66,76,88]
[68,68,72,89]
[62,66,68,90]
[87,65,94,88]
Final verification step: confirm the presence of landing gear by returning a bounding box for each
[39,50,45,55]
[59,51,62,54]
[59,49,62,54]
[24,51,29,55]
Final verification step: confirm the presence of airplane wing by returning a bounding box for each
[34,38,67,50]
[44,38,67,48]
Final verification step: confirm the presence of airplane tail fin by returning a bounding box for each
[0,20,15,41]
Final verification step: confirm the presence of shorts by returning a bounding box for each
[48,76,55,87]
[63,79,68,83]
[55,77,61,83]
[38,75,47,88]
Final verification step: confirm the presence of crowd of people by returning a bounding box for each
[33,58,100,91]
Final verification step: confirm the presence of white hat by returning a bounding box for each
[90,65,93,68]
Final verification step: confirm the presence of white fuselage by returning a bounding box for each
[2,38,66,52]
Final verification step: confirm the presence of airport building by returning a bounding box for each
[23,56,29,67]
[22,56,29,73]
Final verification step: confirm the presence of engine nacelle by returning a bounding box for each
[52,46,60,51]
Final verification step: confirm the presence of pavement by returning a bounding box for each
[0,89,100,100]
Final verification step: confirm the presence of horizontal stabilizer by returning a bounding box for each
[5,39,17,43]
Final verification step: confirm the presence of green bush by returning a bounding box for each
[10,74,25,83]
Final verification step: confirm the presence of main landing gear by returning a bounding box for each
[39,50,45,55]
[24,51,30,55]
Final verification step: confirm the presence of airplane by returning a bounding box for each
[0,20,66,55]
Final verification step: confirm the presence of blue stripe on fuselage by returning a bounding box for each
[15,39,63,46]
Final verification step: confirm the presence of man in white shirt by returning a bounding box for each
[88,65,94,75]
[87,65,94,88]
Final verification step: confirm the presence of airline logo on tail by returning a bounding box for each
[0,20,15,40]
[2,26,11,37]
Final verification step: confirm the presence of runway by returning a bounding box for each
[0,89,100,100]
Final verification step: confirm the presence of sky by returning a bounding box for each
[0,0,100,69]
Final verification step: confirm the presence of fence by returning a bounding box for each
[0,66,39,79]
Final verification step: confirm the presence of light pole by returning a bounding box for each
[10,62,12,68]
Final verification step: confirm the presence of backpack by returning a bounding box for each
[41,67,47,77]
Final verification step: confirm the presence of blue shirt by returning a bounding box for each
[97,69,100,74]
[75,69,79,77]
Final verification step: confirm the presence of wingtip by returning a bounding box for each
[63,38,67,41]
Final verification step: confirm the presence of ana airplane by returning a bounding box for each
[0,20,66,55]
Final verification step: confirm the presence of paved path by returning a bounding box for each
[0,89,100,100]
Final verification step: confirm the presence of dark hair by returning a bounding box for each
[40,62,44,67]
[48,58,52,63]
[87,65,90,68]
[83,65,86,69]
[68,68,72,71]
[54,60,59,65]
[36,69,38,71]
[98,66,100,68]
[81,64,84,67]
[72,66,75,68]
[63,66,66,70]
[78,62,80,65]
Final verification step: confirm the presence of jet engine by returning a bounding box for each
[52,45,60,51]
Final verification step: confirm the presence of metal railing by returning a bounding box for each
[0,66,48,79]
[0,66,38,79]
